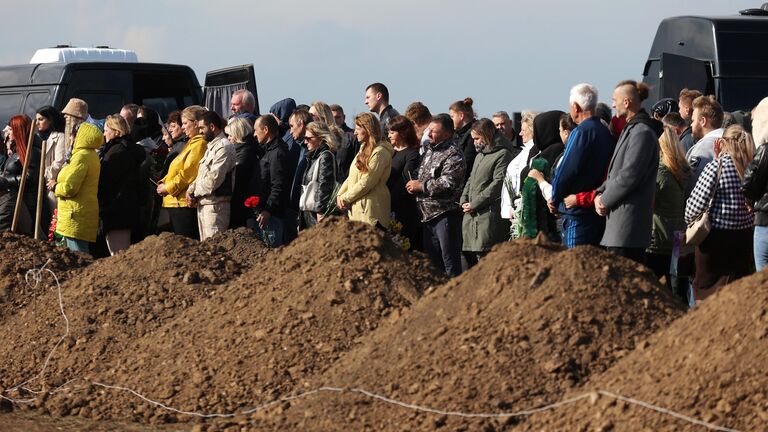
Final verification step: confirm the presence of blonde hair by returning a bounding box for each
[181,105,206,123]
[520,110,538,128]
[354,113,383,174]
[105,114,130,137]
[306,121,339,152]
[658,126,690,184]
[310,101,345,144]
[225,117,253,144]
[720,124,755,179]
[752,96,768,147]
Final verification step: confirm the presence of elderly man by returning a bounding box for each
[365,82,399,136]
[550,83,615,248]
[230,89,257,122]
[492,111,522,158]
[406,114,465,277]
[594,80,661,263]
[186,111,236,240]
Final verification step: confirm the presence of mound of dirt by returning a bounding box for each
[0,231,248,420]
[517,269,768,431]
[1,218,444,426]
[0,232,91,319]
[204,227,270,267]
[252,238,686,431]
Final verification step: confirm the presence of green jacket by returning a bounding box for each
[55,123,104,242]
[648,162,689,255]
[461,140,513,252]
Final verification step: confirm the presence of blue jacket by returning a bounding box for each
[551,116,615,216]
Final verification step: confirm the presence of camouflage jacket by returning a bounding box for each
[416,138,466,222]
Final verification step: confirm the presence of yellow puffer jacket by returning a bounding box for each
[160,134,207,208]
[55,123,104,242]
[338,140,393,227]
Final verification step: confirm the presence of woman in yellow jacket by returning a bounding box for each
[156,106,207,240]
[54,122,104,253]
[336,113,393,228]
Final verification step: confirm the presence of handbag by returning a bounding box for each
[685,158,723,247]
[299,151,338,212]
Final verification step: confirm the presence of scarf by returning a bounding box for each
[521,157,550,239]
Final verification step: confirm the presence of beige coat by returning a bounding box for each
[339,141,393,227]
[44,131,67,181]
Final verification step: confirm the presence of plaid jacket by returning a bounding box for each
[685,154,754,230]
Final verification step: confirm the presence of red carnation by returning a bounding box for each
[244,196,260,208]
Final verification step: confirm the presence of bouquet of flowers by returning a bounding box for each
[387,214,411,251]
[48,208,64,245]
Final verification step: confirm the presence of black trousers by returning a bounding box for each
[607,246,646,264]
[167,207,199,240]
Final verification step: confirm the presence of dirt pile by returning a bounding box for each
[0,232,91,319]
[0,218,444,426]
[516,269,768,431]
[204,227,270,267]
[0,231,248,421]
[252,238,686,431]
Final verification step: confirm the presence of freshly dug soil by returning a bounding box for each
[0,232,91,320]
[252,238,686,431]
[0,231,247,422]
[517,269,768,431]
[204,227,270,267]
[0,218,444,426]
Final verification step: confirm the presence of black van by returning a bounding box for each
[641,6,768,111]
[0,51,258,126]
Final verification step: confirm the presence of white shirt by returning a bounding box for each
[501,140,534,219]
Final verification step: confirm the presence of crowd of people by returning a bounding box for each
[2,80,767,307]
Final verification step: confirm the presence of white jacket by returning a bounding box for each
[188,133,236,205]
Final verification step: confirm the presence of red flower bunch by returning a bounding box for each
[244,196,260,208]
[48,208,58,243]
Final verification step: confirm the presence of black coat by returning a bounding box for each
[335,131,359,183]
[455,120,477,183]
[387,146,422,250]
[301,143,337,215]
[0,137,42,233]
[231,140,261,228]
[98,137,145,232]
[254,136,292,217]
[743,143,768,226]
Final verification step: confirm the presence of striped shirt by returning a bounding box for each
[685,154,754,230]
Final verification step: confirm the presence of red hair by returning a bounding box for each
[9,114,32,165]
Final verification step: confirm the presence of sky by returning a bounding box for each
[0,0,759,120]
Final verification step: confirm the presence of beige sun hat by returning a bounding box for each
[61,98,89,120]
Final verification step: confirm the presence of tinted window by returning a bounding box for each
[24,92,52,118]
[716,29,768,77]
[718,78,768,111]
[0,93,23,126]
[75,92,124,119]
